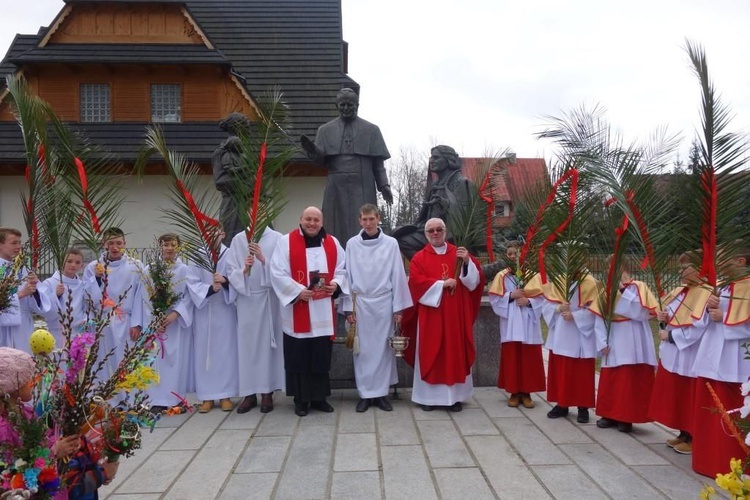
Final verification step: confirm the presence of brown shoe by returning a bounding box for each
[520,394,535,409]
[236,395,257,414]
[260,393,274,413]
[220,398,234,412]
[673,442,692,455]
[507,394,520,408]
[198,400,214,413]
[666,432,687,448]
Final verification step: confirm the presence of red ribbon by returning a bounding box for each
[75,158,101,234]
[176,180,219,265]
[624,193,663,297]
[700,168,717,287]
[478,167,495,261]
[529,169,579,284]
[604,197,630,313]
[247,142,268,243]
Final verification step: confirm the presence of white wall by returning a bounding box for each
[0,174,327,249]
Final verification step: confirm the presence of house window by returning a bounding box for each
[151,84,181,122]
[494,202,510,217]
[79,84,111,123]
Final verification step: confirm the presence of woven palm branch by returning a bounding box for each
[681,41,750,290]
[136,126,222,273]
[232,87,297,244]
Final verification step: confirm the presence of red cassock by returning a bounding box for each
[692,378,747,478]
[401,243,484,385]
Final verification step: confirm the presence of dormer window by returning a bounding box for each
[494,202,510,217]
[79,84,111,123]
[151,84,181,123]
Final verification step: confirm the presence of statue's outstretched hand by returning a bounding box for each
[381,185,394,204]
[300,135,317,156]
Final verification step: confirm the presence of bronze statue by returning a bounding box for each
[392,145,473,259]
[300,88,393,246]
[212,113,250,245]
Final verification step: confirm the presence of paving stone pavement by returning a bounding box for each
[99,384,721,500]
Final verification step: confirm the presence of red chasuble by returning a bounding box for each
[402,243,484,385]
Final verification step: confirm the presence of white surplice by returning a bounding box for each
[39,271,102,349]
[488,272,544,345]
[542,285,597,359]
[186,246,239,400]
[659,292,707,378]
[342,230,412,399]
[0,257,51,353]
[693,288,750,383]
[83,255,143,379]
[227,228,285,395]
[410,245,480,406]
[136,258,194,407]
[270,229,348,338]
[594,284,658,368]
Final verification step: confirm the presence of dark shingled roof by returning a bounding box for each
[0,0,358,164]
[0,121,228,164]
[7,44,230,66]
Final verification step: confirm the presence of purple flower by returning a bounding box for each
[66,333,95,384]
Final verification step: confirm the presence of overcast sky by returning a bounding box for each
[3,0,750,165]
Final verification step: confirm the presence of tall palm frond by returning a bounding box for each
[682,40,750,290]
[46,114,126,254]
[136,126,222,272]
[5,75,55,270]
[448,150,509,257]
[538,105,682,304]
[6,74,126,272]
[232,87,298,244]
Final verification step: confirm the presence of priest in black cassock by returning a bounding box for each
[269,207,348,416]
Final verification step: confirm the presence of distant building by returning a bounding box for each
[461,156,548,228]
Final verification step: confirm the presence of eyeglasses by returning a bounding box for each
[425,227,444,234]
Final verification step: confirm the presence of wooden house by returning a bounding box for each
[0,0,358,247]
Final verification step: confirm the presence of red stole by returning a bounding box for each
[289,229,337,333]
[402,243,485,385]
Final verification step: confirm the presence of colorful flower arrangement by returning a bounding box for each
[0,253,27,315]
[0,408,60,498]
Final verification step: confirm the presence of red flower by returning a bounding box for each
[38,466,58,484]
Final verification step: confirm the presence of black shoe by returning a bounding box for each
[294,401,308,417]
[236,395,257,414]
[546,405,569,419]
[260,393,274,414]
[596,417,618,429]
[617,422,633,433]
[449,402,463,412]
[310,400,334,413]
[577,407,590,424]
[374,397,392,412]
[421,404,435,412]
[356,398,371,413]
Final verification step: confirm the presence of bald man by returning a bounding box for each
[270,207,348,416]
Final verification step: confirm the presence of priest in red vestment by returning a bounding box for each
[402,218,485,412]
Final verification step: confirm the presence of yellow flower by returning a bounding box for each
[115,366,160,391]
[699,485,716,500]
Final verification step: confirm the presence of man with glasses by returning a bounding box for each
[402,218,485,412]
